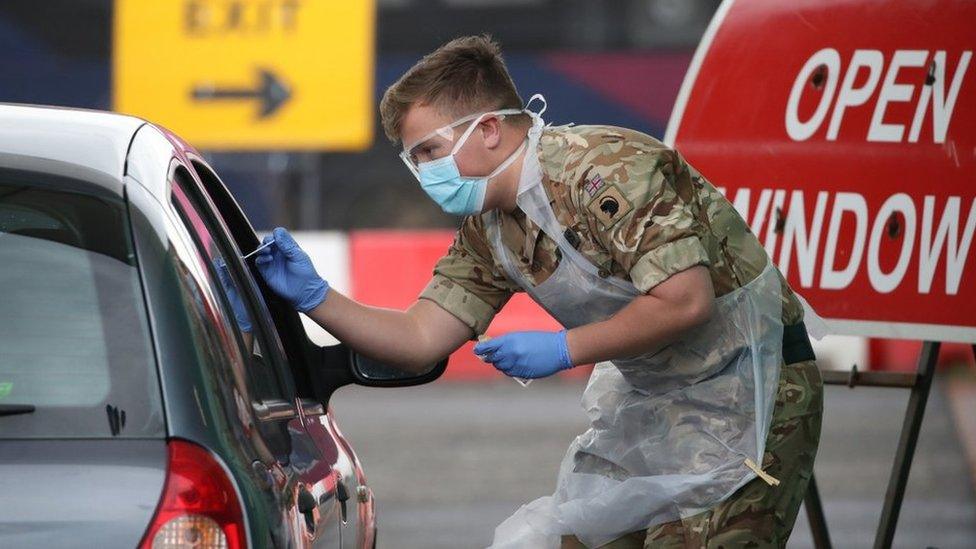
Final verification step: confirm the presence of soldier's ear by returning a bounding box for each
[478,116,503,150]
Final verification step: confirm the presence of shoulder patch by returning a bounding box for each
[583,174,605,198]
[587,186,633,230]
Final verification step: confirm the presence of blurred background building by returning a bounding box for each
[0,0,718,231]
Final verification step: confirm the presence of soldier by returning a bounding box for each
[255,35,823,548]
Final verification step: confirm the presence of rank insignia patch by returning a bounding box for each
[587,186,632,229]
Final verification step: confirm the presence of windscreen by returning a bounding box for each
[0,179,164,438]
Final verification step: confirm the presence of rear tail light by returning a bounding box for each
[139,439,246,549]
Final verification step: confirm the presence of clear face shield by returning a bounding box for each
[398,108,524,181]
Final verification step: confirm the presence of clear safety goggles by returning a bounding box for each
[398,108,525,180]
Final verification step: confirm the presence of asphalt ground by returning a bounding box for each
[330,370,976,549]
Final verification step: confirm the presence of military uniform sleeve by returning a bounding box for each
[577,141,711,294]
[418,216,518,337]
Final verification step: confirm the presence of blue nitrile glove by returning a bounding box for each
[473,330,575,379]
[254,227,329,313]
[213,257,252,333]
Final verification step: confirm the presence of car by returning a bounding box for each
[0,102,446,549]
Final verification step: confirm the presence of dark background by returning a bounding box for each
[0,0,717,230]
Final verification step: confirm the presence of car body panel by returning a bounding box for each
[178,145,378,549]
[0,102,143,196]
[127,122,350,547]
[0,440,167,549]
[127,157,339,548]
[0,102,380,548]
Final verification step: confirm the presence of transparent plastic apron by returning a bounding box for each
[486,114,785,548]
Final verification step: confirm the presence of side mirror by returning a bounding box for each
[305,342,448,404]
[350,351,447,387]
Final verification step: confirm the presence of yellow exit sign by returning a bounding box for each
[113,0,375,151]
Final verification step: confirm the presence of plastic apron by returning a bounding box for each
[486,112,785,548]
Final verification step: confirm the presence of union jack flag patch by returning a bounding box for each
[584,174,605,198]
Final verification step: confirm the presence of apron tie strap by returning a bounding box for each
[744,458,781,487]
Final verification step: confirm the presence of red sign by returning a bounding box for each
[666,0,976,343]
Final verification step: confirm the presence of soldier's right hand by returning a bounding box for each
[254,227,330,313]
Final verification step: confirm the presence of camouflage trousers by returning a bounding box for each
[561,359,824,549]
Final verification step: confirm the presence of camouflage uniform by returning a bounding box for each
[419,125,823,547]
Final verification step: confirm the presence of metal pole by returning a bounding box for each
[804,473,833,549]
[265,151,291,228]
[298,152,321,230]
[872,341,941,549]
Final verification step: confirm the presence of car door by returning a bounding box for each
[168,162,345,549]
[181,155,370,548]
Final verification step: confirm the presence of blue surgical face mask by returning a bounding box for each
[417,138,526,216]
[417,154,488,215]
[409,109,527,216]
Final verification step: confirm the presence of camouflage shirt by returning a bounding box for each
[419,125,804,336]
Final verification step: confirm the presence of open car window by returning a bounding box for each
[169,166,294,403]
[186,159,318,396]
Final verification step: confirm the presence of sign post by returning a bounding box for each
[113,0,375,151]
[667,1,975,546]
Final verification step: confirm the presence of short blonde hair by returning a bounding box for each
[379,34,525,144]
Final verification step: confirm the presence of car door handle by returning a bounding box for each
[298,486,317,514]
[298,486,317,532]
[252,398,297,422]
[336,478,349,522]
[297,397,325,417]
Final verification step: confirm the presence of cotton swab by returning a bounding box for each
[242,239,275,260]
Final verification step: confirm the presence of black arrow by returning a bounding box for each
[191,68,291,119]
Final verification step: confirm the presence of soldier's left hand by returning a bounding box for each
[474,330,575,379]
[213,256,252,333]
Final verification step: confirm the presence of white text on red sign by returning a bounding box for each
[716,186,975,296]
[786,49,972,143]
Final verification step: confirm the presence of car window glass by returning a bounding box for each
[170,168,289,404]
[186,161,297,324]
[0,180,164,439]
[164,213,293,463]
[186,160,315,392]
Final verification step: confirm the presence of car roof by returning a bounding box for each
[0,103,149,196]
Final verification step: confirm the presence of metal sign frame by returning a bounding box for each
[804,343,974,549]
